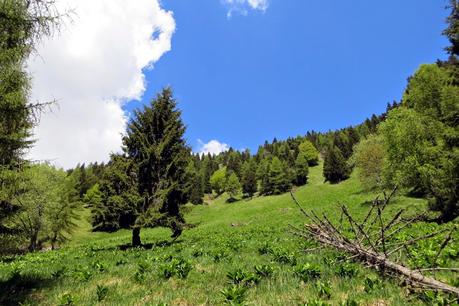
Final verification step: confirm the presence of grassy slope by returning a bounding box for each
[0,163,456,305]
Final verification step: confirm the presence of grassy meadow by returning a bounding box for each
[0,163,457,306]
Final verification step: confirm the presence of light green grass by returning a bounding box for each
[0,163,457,305]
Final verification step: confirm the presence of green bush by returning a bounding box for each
[295,263,321,281]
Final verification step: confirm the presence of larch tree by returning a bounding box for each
[225,171,241,201]
[0,0,60,250]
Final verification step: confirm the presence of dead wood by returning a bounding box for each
[289,191,459,298]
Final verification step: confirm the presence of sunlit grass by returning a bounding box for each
[0,162,456,305]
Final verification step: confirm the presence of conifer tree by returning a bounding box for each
[0,0,60,246]
[241,159,258,198]
[444,0,459,57]
[294,152,309,186]
[323,145,349,184]
[323,145,350,184]
[123,88,190,246]
[261,157,291,195]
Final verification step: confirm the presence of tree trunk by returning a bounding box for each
[132,227,141,246]
[29,231,38,251]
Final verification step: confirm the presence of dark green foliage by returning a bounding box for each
[185,161,204,204]
[444,0,459,57]
[122,88,190,244]
[241,159,258,198]
[294,152,309,186]
[90,154,141,232]
[323,146,350,184]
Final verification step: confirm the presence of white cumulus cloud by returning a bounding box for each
[27,0,175,169]
[222,0,269,17]
[197,139,230,156]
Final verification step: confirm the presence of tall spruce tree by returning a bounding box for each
[294,152,309,186]
[241,159,258,198]
[444,0,459,57]
[123,88,190,246]
[323,145,350,184]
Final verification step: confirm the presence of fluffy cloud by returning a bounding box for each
[223,0,269,17]
[27,0,175,169]
[197,139,230,156]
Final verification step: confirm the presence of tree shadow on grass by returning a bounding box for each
[117,238,184,251]
[0,272,57,306]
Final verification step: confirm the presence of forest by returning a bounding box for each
[0,0,458,305]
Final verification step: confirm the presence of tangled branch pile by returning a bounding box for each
[290,189,459,298]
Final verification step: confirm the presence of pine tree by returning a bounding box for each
[323,145,350,184]
[241,159,258,198]
[294,152,309,186]
[123,88,190,246]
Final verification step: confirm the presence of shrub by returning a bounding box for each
[258,243,273,255]
[335,263,358,278]
[272,250,297,265]
[221,285,248,305]
[254,265,274,278]
[227,268,261,287]
[294,263,321,281]
[162,258,192,279]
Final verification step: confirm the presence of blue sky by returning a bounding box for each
[125,0,449,154]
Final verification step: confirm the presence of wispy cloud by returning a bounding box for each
[222,0,269,18]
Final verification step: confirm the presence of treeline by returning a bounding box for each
[73,100,395,214]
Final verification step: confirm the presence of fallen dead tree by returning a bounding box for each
[289,189,459,298]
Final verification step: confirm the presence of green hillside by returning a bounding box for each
[3,163,456,306]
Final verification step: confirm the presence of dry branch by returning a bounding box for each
[289,191,459,298]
